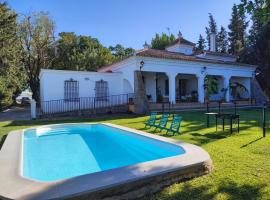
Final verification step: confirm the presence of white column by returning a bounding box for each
[197,74,205,103]
[167,73,176,103]
[31,99,37,119]
[224,76,231,102]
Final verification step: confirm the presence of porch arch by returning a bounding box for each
[123,78,133,94]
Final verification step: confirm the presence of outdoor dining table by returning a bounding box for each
[205,112,240,134]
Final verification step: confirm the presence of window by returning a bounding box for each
[95,79,109,101]
[64,79,79,101]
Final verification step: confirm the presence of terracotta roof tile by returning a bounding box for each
[98,49,255,72]
[136,49,254,67]
[166,38,195,47]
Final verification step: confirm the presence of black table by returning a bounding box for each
[205,112,240,134]
[205,112,219,127]
[215,113,240,134]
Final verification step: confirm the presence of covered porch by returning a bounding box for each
[139,71,252,105]
[141,71,201,103]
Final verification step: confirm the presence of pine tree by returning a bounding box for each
[205,13,217,50]
[196,34,206,51]
[247,15,263,46]
[0,3,26,108]
[151,32,176,50]
[217,26,229,53]
[228,4,248,55]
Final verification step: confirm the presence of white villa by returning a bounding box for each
[40,34,258,114]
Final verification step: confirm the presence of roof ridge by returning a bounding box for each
[136,48,255,67]
[165,37,195,49]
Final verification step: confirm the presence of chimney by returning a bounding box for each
[143,41,150,49]
[178,31,183,43]
[210,33,216,52]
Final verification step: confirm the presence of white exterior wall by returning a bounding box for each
[166,44,194,55]
[39,69,126,114]
[132,57,255,78]
[111,56,256,103]
[40,69,124,102]
[39,55,256,113]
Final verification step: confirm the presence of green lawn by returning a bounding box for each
[1,109,270,200]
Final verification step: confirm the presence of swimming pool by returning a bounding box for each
[23,124,185,182]
[0,123,212,199]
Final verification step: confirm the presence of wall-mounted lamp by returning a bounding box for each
[253,67,261,77]
[201,66,207,74]
[140,60,144,71]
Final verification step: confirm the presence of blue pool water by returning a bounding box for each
[23,124,185,182]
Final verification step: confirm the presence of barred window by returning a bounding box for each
[95,79,108,101]
[64,79,79,101]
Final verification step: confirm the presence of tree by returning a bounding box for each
[0,3,26,109]
[238,0,269,50]
[255,21,270,70]
[238,1,267,64]
[51,32,77,70]
[238,0,270,63]
[238,0,270,98]
[217,26,229,53]
[52,32,115,71]
[239,0,270,26]
[18,12,55,102]
[228,4,248,55]
[109,44,135,61]
[151,32,176,50]
[205,13,217,50]
[196,34,206,51]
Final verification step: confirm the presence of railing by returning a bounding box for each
[262,102,270,137]
[38,93,134,117]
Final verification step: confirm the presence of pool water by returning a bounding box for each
[23,124,185,182]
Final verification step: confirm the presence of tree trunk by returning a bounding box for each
[30,80,40,104]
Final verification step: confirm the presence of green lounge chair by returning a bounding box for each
[153,113,169,131]
[166,115,182,135]
[144,112,157,128]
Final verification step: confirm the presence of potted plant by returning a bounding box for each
[203,75,218,103]
[230,82,248,100]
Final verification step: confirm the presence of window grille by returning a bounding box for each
[64,79,79,101]
[95,79,109,101]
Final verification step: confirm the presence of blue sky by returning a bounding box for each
[8,0,240,49]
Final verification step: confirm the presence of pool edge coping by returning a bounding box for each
[0,123,213,200]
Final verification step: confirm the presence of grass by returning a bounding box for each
[1,108,270,200]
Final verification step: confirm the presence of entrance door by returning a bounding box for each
[179,79,186,100]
